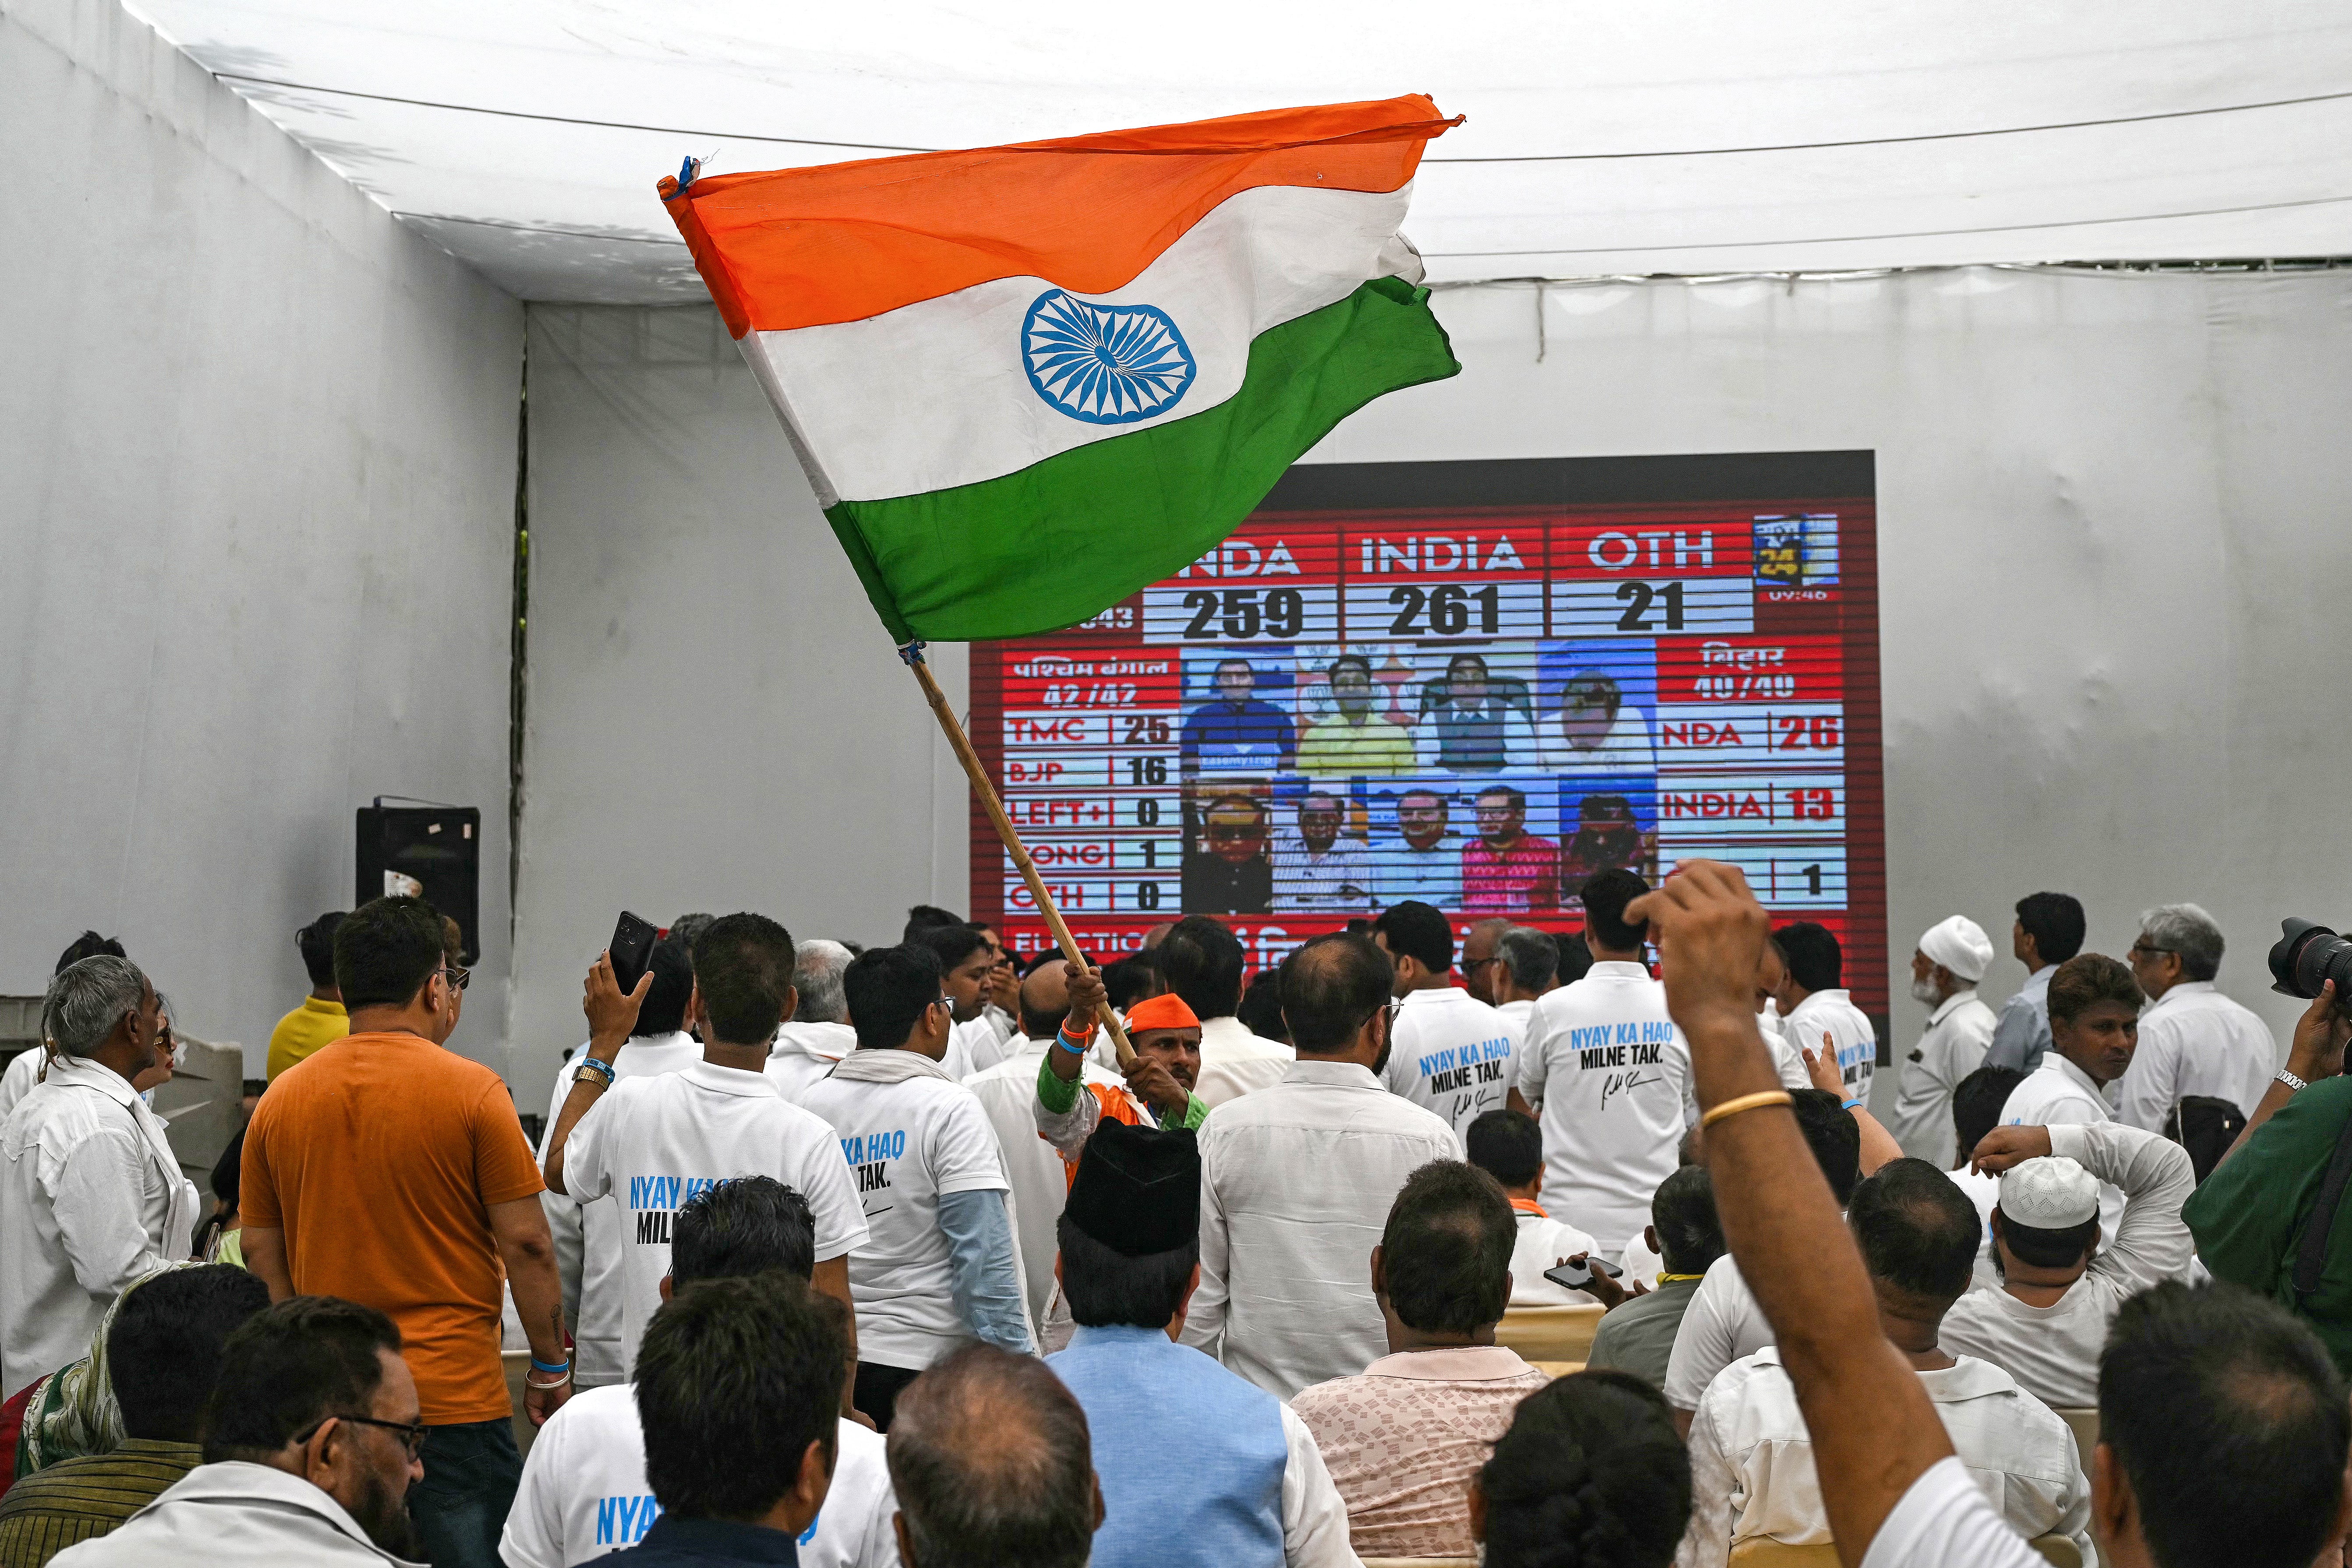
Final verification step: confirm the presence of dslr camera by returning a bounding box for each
[2270,920,2352,1014]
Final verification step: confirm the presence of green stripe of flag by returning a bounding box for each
[824,276,1461,644]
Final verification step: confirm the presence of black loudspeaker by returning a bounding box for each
[356,801,481,965]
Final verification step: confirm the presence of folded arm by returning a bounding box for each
[2047,1121,2195,1292]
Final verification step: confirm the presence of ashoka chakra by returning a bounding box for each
[1021,290,1198,425]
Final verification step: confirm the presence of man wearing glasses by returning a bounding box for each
[239,896,569,1568]
[2115,903,2277,1132]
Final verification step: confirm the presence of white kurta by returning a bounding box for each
[1939,1122,2195,1408]
[1856,1458,2051,1568]
[1507,1205,1602,1306]
[1888,990,1998,1164]
[539,1031,700,1387]
[47,1460,423,1567]
[0,1053,198,1400]
[1517,962,1692,1253]
[1998,1053,2124,1241]
[1677,1347,2092,1568]
[2113,980,2278,1132]
[1193,1015,1294,1107]
[1185,1058,1462,1399]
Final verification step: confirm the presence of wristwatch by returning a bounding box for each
[574,1056,617,1090]
[2278,1066,2310,1093]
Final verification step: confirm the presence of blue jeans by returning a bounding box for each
[412,1417,522,1568]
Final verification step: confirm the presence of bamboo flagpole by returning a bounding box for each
[902,641,1138,1071]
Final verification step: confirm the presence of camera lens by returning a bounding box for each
[2270,919,2352,1002]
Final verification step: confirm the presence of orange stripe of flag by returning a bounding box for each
[660,95,1460,338]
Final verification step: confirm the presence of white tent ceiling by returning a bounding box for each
[129,0,2352,303]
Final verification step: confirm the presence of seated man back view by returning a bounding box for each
[1183,933,1463,1398]
[886,1344,1101,1568]
[1044,1120,1352,1568]
[51,1296,429,1567]
[0,1265,269,1564]
[1680,1157,2093,1565]
[1587,1164,1724,1391]
[1940,1119,2195,1408]
[1462,1107,1602,1306]
[1293,1160,1549,1560]
[502,1176,898,1568]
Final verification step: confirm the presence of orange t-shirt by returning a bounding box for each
[242,1031,545,1424]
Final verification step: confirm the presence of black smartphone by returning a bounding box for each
[1543,1257,1623,1292]
[609,911,659,996]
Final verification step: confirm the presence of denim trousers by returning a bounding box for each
[412,1416,523,1568]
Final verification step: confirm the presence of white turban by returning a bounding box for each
[1917,915,1994,984]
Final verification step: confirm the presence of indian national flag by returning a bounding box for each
[658,95,1463,642]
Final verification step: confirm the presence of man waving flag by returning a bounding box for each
[659,94,1463,643]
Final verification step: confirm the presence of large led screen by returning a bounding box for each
[969,452,1888,1022]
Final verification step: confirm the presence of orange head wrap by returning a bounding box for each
[1123,994,1202,1034]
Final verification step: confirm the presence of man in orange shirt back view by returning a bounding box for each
[241,896,570,1568]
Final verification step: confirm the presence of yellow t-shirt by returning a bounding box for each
[265,995,349,1080]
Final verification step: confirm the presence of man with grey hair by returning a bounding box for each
[764,939,857,1103]
[1491,927,1559,1038]
[2116,903,2278,1131]
[0,956,198,1399]
[886,1343,1101,1568]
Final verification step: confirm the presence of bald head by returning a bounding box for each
[1019,959,1072,1041]
[1278,933,1393,1057]
[1461,917,1513,1004]
[887,1345,1097,1568]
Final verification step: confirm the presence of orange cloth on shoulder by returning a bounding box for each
[1123,994,1201,1033]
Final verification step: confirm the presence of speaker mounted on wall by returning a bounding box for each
[356,799,481,965]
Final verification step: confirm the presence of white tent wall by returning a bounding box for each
[0,0,524,1077]
[509,304,972,1082]
[512,269,2352,1097]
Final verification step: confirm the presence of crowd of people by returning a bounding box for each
[1,871,2349,1568]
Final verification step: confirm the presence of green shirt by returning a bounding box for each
[0,1438,201,1567]
[2186,1074,2352,1378]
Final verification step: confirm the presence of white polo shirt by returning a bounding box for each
[796,1052,1014,1372]
[2114,980,2278,1131]
[1783,987,1878,1106]
[500,1384,899,1568]
[1516,963,1692,1253]
[540,1032,702,1387]
[1494,998,1535,1052]
[1380,986,1516,1138]
[766,1022,857,1104]
[560,1061,870,1377]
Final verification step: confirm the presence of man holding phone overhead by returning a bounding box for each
[541,913,868,1378]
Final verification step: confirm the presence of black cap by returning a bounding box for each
[1064,1120,1201,1257]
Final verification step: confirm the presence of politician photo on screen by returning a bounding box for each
[1178,651,1296,779]
[1413,651,1538,775]
[1269,789,1372,913]
[1462,781,1560,914]
[1294,651,1415,779]
[1557,780,1660,889]
[1368,782,1463,910]
[1181,791,1274,914]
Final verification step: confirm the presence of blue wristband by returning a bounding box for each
[1841,1097,1864,1111]
[1056,1023,1091,1055]
[530,1355,571,1373]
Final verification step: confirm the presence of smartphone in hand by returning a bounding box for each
[609,911,659,997]
[1543,1256,1624,1292]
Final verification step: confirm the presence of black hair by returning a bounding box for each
[113,1265,270,1443]
[1465,1108,1544,1189]
[637,1273,842,1521]
[1327,653,1373,680]
[673,1176,816,1286]
[667,913,717,955]
[195,1129,247,1257]
[1056,1214,1199,1329]
[1478,1371,1691,1568]
[845,944,944,1051]
[1157,915,1245,1020]
[1951,1066,2025,1163]
[1100,951,1164,1012]
[1847,1158,1980,1301]
[1381,1161,1516,1334]
[204,1296,402,1463]
[1789,1088,1863,1207]
[887,1344,1096,1568]
[1017,964,1072,1042]
[296,913,345,988]
[692,913,797,1046]
[2016,892,2087,966]
[1998,1211,2100,1270]
[1278,933,1393,1055]
[633,938,696,1038]
[2101,1281,2350,1568]
[1234,968,1290,1044]
[2047,952,2143,1026]
[1651,1167,1724,1276]
[1579,871,1650,953]
[1478,785,1529,814]
[1553,931,1594,985]
[1775,922,1843,992]
[332,897,446,1011]
[903,905,966,940]
[915,924,994,979]
[1371,900,1454,974]
[54,931,126,975]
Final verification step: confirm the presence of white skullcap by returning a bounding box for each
[1917,915,1994,983]
[1999,1155,2100,1230]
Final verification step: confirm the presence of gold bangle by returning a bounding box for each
[1700,1089,1795,1129]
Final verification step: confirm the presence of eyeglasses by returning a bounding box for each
[2126,944,2175,962]
[299,1412,429,1459]
[440,964,472,993]
[1464,956,1503,972]
[1355,998,1404,1037]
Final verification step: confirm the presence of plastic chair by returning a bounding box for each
[1494,1303,1606,1362]
[2055,1406,2101,1463]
